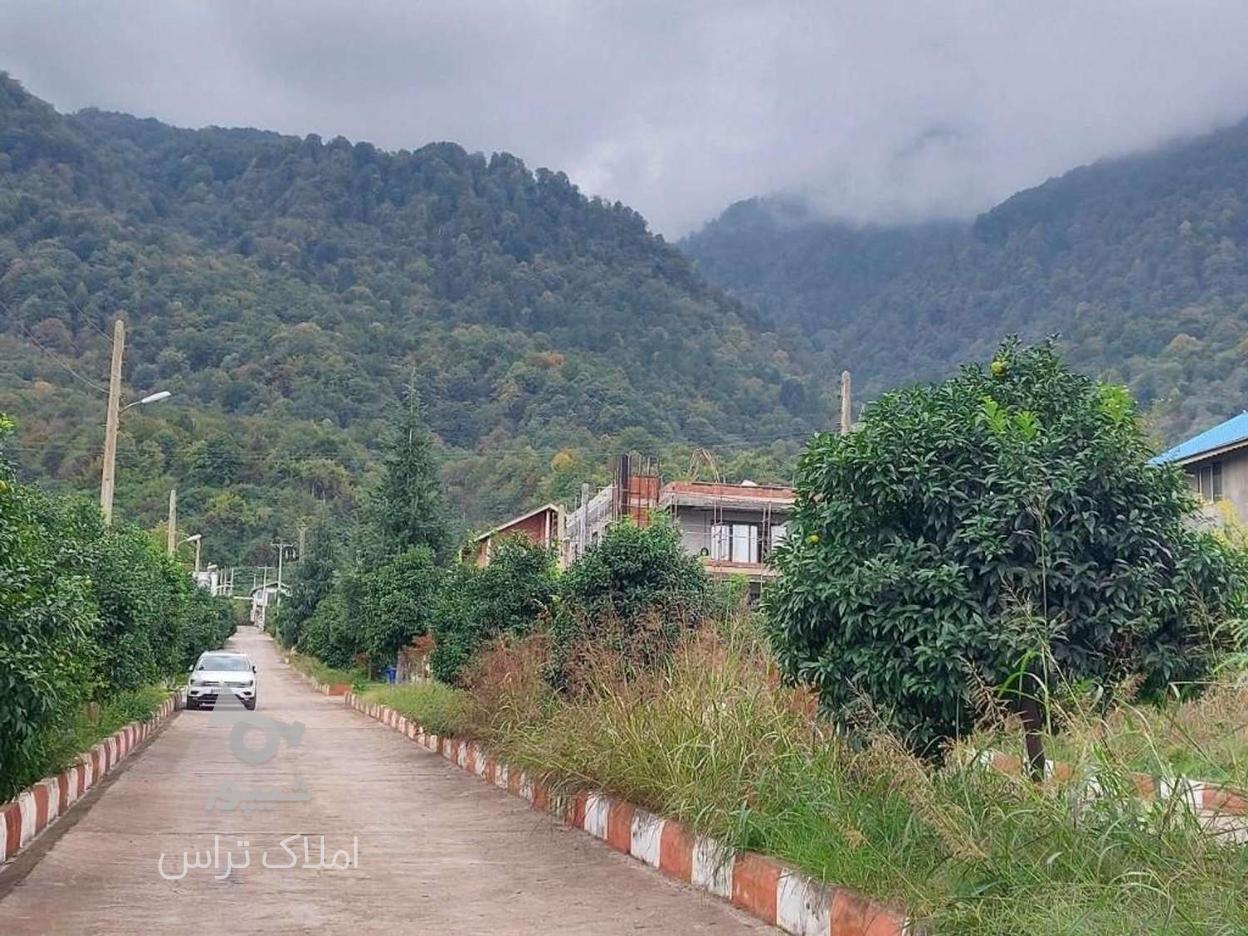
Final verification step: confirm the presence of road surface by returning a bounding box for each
[0,628,768,934]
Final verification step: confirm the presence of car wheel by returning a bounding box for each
[185,699,197,710]
[244,699,256,711]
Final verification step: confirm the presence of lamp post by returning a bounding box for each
[123,390,172,410]
[182,533,203,575]
[98,318,172,524]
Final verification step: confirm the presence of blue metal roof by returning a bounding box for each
[1151,411,1248,465]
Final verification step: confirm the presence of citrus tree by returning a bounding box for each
[429,536,557,685]
[764,340,1248,769]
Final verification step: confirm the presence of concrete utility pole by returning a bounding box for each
[840,370,853,435]
[271,542,293,605]
[166,488,177,555]
[99,318,125,524]
[181,533,203,575]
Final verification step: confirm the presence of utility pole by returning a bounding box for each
[166,488,177,555]
[99,318,125,523]
[297,522,307,563]
[271,541,293,605]
[193,537,202,575]
[840,370,852,435]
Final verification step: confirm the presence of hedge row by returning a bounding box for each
[0,414,235,799]
[277,517,710,686]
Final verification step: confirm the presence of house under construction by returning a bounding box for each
[560,454,795,586]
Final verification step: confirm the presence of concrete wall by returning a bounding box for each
[1186,447,1248,526]
[1219,448,1248,525]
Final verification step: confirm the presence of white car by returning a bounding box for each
[186,651,259,710]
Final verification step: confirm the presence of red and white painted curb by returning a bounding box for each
[345,692,911,936]
[987,752,1248,817]
[0,694,179,866]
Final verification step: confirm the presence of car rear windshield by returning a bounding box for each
[197,654,251,672]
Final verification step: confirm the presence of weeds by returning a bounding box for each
[10,685,173,796]
[286,651,366,690]
[446,613,1248,934]
[361,681,471,738]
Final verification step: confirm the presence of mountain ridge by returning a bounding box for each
[682,113,1248,443]
[0,73,820,563]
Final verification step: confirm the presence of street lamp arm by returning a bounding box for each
[121,390,172,411]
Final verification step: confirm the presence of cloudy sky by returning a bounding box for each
[4,1,1248,235]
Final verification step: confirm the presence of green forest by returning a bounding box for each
[8,64,1248,567]
[0,73,819,563]
[682,117,1248,445]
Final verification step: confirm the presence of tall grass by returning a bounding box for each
[360,680,470,738]
[454,615,1248,934]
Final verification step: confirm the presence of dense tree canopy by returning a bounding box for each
[0,412,233,798]
[0,73,814,562]
[764,341,1248,757]
[683,117,1248,445]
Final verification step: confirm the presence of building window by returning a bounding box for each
[1192,461,1224,502]
[711,523,760,563]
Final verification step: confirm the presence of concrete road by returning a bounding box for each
[0,628,769,935]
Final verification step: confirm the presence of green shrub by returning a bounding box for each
[91,523,188,692]
[430,536,557,684]
[177,587,236,669]
[297,591,359,670]
[359,546,443,673]
[552,516,708,684]
[275,518,341,648]
[1,413,232,799]
[764,339,1248,757]
[0,455,98,800]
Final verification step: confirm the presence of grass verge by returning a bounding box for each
[286,651,366,690]
[6,685,170,800]
[360,681,471,738]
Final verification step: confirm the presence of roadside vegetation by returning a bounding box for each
[0,414,235,801]
[359,681,470,738]
[285,650,366,691]
[281,341,1248,934]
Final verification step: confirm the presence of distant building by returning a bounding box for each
[564,454,661,566]
[248,581,289,628]
[194,564,221,595]
[543,455,794,586]
[1152,412,1248,523]
[464,502,566,567]
[658,480,794,584]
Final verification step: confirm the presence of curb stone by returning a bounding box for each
[0,693,180,867]
[343,690,913,936]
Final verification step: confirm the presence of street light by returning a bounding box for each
[181,533,203,574]
[101,386,172,523]
[122,390,172,411]
[98,318,174,524]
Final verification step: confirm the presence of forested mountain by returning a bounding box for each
[0,74,821,563]
[683,118,1248,443]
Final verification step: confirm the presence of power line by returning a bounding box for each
[1,299,110,395]
[65,294,115,345]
